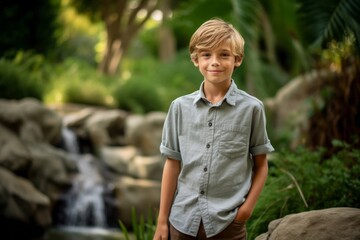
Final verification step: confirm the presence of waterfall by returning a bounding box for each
[60,127,107,227]
[61,127,80,154]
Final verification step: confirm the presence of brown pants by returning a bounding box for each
[170,220,247,240]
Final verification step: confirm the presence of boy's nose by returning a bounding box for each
[211,56,220,66]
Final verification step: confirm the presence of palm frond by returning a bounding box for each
[297,0,360,52]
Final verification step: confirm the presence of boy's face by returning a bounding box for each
[192,40,242,85]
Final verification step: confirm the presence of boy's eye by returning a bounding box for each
[200,52,211,57]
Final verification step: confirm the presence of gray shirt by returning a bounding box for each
[160,80,274,237]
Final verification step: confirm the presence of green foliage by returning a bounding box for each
[0,51,49,100]
[113,51,201,113]
[297,0,360,54]
[119,208,156,240]
[247,141,360,239]
[54,0,103,64]
[45,58,115,107]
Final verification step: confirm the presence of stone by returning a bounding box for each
[0,98,63,145]
[99,145,138,175]
[128,155,164,181]
[113,176,161,227]
[0,167,51,227]
[26,143,75,201]
[255,207,360,240]
[125,112,166,156]
[0,123,31,174]
[85,109,128,148]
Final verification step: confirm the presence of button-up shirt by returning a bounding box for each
[160,80,274,237]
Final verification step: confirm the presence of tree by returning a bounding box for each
[70,0,160,75]
[296,0,360,152]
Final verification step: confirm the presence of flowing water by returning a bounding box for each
[48,127,124,239]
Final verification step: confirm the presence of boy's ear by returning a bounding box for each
[234,56,243,67]
[191,57,199,67]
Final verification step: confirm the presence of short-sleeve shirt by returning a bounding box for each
[160,80,274,237]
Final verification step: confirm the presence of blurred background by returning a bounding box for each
[0,0,359,239]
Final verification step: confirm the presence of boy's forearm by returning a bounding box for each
[157,158,181,224]
[243,154,268,211]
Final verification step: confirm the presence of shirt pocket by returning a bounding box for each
[218,124,248,159]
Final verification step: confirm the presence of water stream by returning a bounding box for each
[48,127,123,239]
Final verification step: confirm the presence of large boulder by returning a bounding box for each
[84,109,128,149]
[113,176,161,227]
[125,112,166,155]
[100,146,164,180]
[100,146,139,175]
[0,167,51,228]
[255,208,360,240]
[0,123,31,174]
[0,98,63,145]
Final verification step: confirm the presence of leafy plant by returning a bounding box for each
[247,140,360,239]
[0,54,46,100]
[297,0,360,53]
[119,208,156,240]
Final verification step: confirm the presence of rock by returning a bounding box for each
[26,143,76,201]
[100,146,164,180]
[0,98,63,145]
[85,109,128,148]
[0,167,51,228]
[62,107,95,140]
[255,207,360,240]
[19,98,63,145]
[114,176,161,227]
[0,123,31,174]
[128,155,164,181]
[100,145,138,175]
[125,112,166,155]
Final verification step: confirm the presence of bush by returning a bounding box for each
[113,52,201,114]
[0,58,44,100]
[113,75,164,114]
[247,140,360,239]
[45,58,115,107]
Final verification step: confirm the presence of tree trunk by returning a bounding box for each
[158,0,176,62]
[98,0,159,75]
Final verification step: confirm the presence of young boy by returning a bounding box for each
[153,18,274,240]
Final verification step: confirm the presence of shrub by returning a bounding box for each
[45,58,115,107]
[0,58,44,100]
[247,140,360,239]
[113,75,164,114]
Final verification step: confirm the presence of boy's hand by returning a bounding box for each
[153,222,169,240]
[234,203,253,222]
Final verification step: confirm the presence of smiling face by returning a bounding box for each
[192,40,242,85]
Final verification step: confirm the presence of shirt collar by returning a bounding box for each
[193,80,237,106]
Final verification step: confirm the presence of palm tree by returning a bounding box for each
[297,0,360,54]
[296,0,360,152]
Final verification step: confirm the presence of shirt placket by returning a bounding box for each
[198,104,217,235]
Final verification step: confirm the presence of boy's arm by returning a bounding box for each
[235,154,268,221]
[153,158,181,240]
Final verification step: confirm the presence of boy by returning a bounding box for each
[153,18,274,240]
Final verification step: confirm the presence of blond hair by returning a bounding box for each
[189,18,245,61]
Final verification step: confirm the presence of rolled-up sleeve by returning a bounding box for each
[249,102,274,156]
[160,101,182,160]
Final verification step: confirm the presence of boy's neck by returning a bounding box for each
[203,80,231,104]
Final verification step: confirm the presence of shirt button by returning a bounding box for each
[208,122,212,127]
[206,144,210,148]
[200,190,205,195]
[204,167,208,172]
